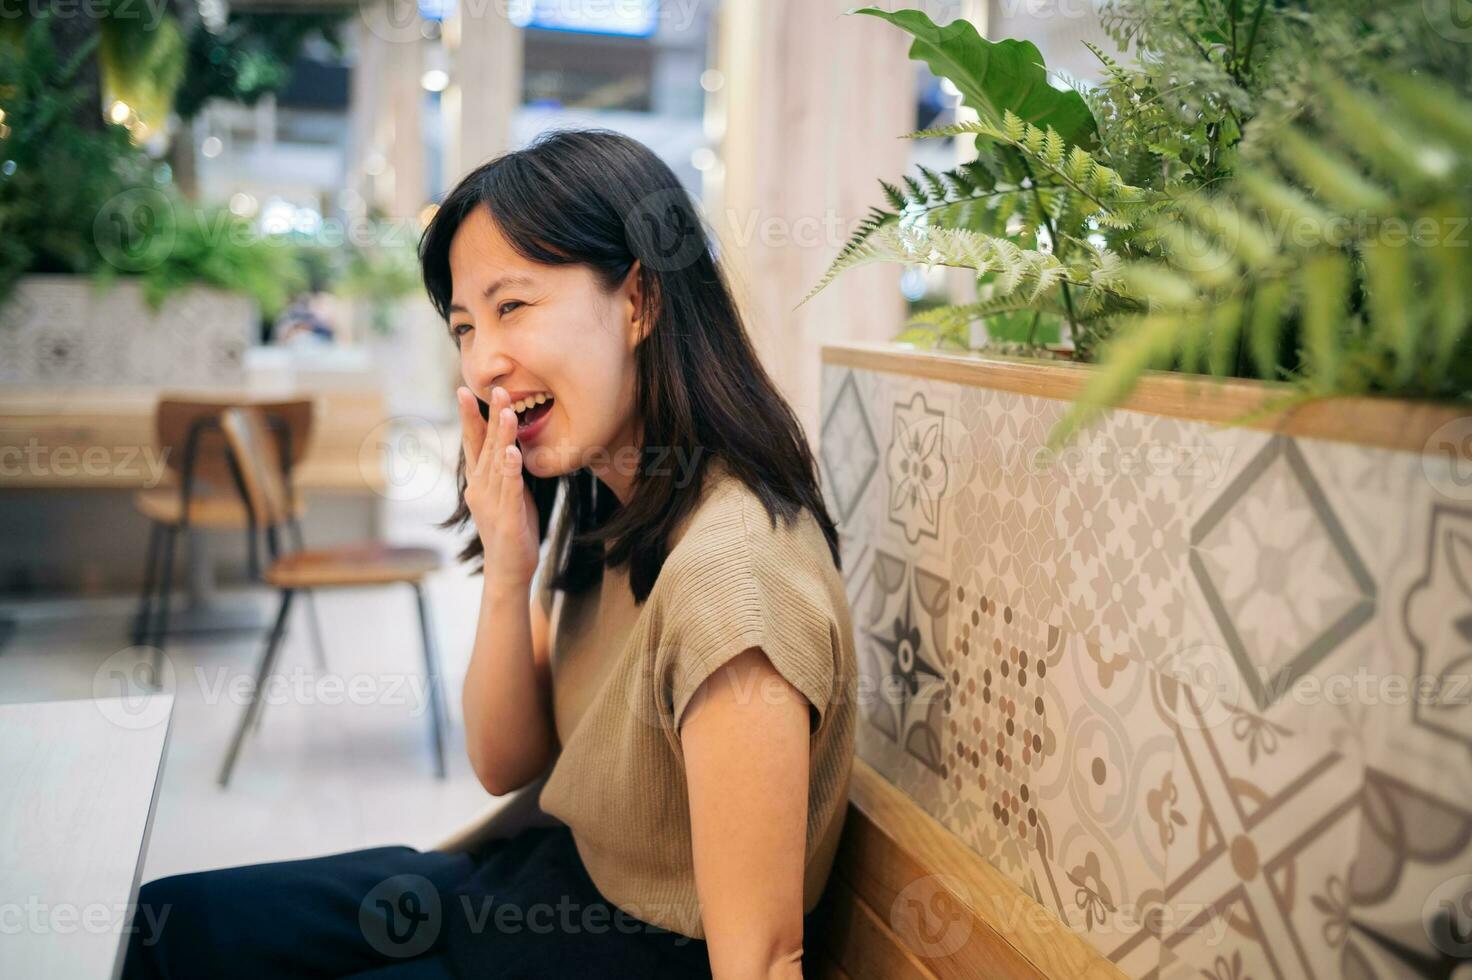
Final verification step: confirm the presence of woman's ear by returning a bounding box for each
[623,260,651,348]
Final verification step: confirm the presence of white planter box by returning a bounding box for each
[0,275,257,387]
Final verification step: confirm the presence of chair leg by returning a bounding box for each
[412,583,448,780]
[303,589,329,671]
[219,589,296,788]
[130,522,163,648]
[147,525,180,688]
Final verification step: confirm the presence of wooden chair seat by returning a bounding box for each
[263,544,441,589]
[215,405,450,787]
[133,488,305,529]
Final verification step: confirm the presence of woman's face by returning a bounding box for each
[447,205,646,499]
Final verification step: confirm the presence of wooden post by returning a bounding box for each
[707,0,912,444]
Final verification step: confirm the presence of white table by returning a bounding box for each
[0,695,174,979]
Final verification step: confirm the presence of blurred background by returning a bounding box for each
[0,0,1118,874]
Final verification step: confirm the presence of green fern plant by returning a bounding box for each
[805,1,1469,443]
[1050,71,1472,444]
[802,7,1181,358]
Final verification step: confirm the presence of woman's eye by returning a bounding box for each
[498,300,524,317]
[451,322,472,338]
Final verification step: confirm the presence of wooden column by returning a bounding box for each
[384,30,427,219]
[708,0,912,443]
[347,19,389,217]
[443,4,522,183]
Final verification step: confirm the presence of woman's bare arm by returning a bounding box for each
[461,577,557,796]
[681,647,810,980]
[456,385,557,796]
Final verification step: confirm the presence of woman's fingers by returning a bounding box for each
[456,388,485,471]
[472,387,508,483]
[499,442,524,530]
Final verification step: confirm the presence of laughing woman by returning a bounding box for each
[123,129,858,980]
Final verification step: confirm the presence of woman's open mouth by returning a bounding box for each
[515,396,554,441]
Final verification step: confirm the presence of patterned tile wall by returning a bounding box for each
[818,359,1472,979]
[0,276,255,387]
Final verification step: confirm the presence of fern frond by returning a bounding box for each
[1426,209,1470,386]
[917,165,950,203]
[1206,297,1246,376]
[1361,238,1414,385]
[1299,251,1351,393]
[803,222,1116,309]
[1050,312,1184,448]
[1247,278,1292,381]
[879,180,907,210]
[1275,128,1394,214]
[908,294,1079,328]
[910,117,1161,225]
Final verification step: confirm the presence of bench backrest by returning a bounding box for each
[809,760,1125,980]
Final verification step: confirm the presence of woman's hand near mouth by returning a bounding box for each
[458,385,541,594]
[456,383,555,795]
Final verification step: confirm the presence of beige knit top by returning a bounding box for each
[532,457,857,941]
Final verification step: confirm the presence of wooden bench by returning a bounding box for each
[808,759,1125,980]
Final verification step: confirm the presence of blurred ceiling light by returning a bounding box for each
[200,135,223,158]
[197,0,227,32]
[292,208,323,234]
[699,70,724,92]
[229,192,258,217]
[261,199,294,235]
[421,69,450,93]
[108,101,132,125]
[690,147,716,172]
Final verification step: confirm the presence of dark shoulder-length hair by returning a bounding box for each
[419,128,839,605]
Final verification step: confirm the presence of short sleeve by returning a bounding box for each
[658,502,840,740]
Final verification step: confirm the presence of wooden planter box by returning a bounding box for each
[819,340,1471,977]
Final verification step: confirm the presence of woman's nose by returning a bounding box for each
[463,337,514,395]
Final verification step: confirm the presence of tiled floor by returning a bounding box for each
[0,422,510,881]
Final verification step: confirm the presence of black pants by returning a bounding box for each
[122,824,716,979]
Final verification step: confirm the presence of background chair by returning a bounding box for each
[131,397,326,685]
[215,405,448,787]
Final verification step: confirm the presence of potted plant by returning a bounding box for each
[810,3,1472,975]
[807,2,1471,443]
[0,15,328,386]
